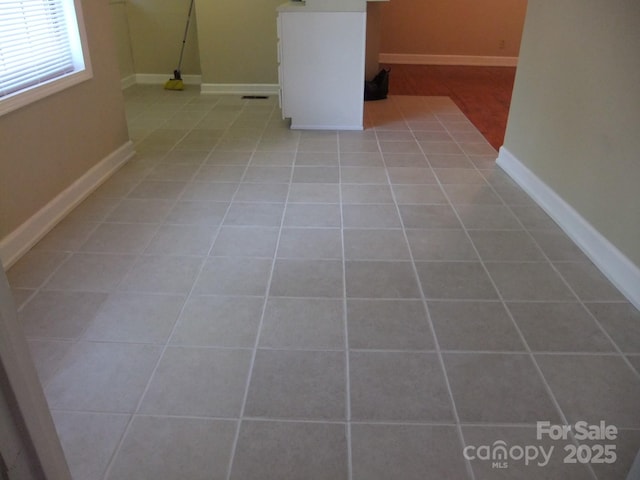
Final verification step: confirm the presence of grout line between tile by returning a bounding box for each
[437,116,602,479]
[377,106,476,480]
[224,103,299,480]
[337,127,354,480]
[101,94,257,480]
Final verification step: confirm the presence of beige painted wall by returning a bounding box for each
[195,0,283,84]
[126,0,201,76]
[504,0,640,266]
[380,0,527,57]
[109,0,135,80]
[0,0,130,241]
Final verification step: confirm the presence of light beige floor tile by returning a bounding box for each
[536,354,640,428]
[382,153,428,168]
[509,302,615,352]
[118,255,203,294]
[128,180,187,200]
[379,141,422,154]
[339,151,383,166]
[245,349,346,420]
[27,339,73,386]
[224,202,284,226]
[528,229,590,262]
[350,351,453,421]
[19,290,108,339]
[387,167,437,184]
[283,204,341,227]
[194,257,271,295]
[343,205,402,228]
[139,347,251,417]
[444,353,561,423]
[352,424,469,480]
[510,204,558,230]
[53,411,130,480]
[469,230,546,261]
[426,154,473,168]
[64,195,120,223]
[586,302,640,353]
[44,253,133,291]
[233,183,289,202]
[250,151,295,166]
[147,163,199,181]
[45,341,161,412]
[277,228,342,259]
[455,204,522,230]
[106,198,174,223]
[406,229,478,261]
[341,184,394,204]
[344,229,410,260]
[392,184,448,204]
[211,226,279,257]
[346,261,421,299]
[243,166,292,183]
[416,262,499,300]
[259,297,344,349]
[230,421,348,480]
[144,224,217,255]
[80,223,158,254]
[7,250,69,289]
[107,416,236,480]
[206,151,252,165]
[429,301,524,351]
[347,299,434,350]
[180,182,239,202]
[443,184,502,205]
[32,219,98,252]
[340,166,388,184]
[485,262,576,301]
[288,183,340,203]
[165,201,229,225]
[170,295,263,347]
[463,426,592,479]
[83,293,184,343]
[398,204,461,229]
[554,261,626,301]
[295,152,339,166]
[7,91,635,480]
[292,166,339,184]
[270,259,343,297]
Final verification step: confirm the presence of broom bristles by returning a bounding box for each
[164,78,184,90]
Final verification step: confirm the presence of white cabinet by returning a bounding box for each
[277,1,367,130]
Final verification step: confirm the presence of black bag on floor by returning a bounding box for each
[364,68,390,101]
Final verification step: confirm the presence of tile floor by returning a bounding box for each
[7,85,640,479]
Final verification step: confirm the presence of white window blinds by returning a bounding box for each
[0,0,84,98]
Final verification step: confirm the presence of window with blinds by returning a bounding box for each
[0,0,92,115]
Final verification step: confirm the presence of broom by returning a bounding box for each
[165,0,195,90]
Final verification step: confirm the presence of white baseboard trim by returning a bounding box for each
[121,74,136,90]
[135,73,202,85]
[120,77,278,95]
[200,83,280,96]
[0,141,135,269]
[379,53,519,67]
[496,146,640,310]
[291,123,363,131]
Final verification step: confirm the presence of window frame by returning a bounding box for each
[0,0,93,117]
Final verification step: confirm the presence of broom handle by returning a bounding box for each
[177,0,195,72]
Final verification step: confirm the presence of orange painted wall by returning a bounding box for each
[380,0,528,57]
